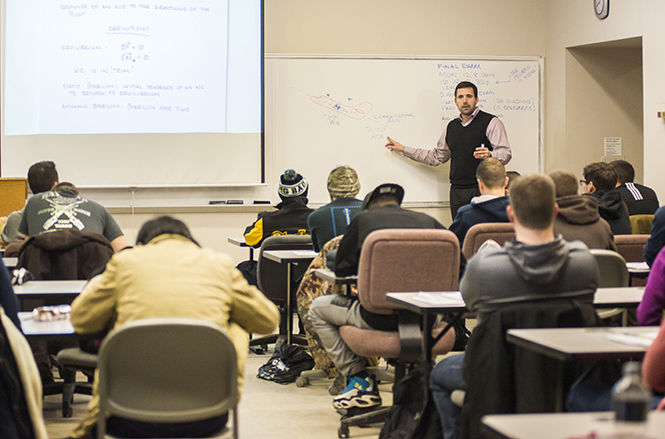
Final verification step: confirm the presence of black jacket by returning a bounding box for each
[461,300,599,439]
[243,197,314,248]
[617,183,659,215]
[18,230,113,280]
[584,191,631,235]
[334,205,446,330]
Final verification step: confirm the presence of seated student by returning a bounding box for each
[429,174,599,439]
[580,162,632,235]
[2,160,59,245]
[449,158,509,248]
[0,259,21,331]
[308,166,362,252]
[66,216,279,439]
[505,170,521,196]
[550,170,616,250]
[308,183,454,412]
[18,181,129,253]
[243,169,313,248]
[1,306,49,439]
[644,205,665,266]
[610,159,659,215]
[637,245,665,326]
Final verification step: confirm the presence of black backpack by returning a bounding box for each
[379,361,442,439]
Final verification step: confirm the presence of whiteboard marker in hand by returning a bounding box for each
[385,136,405,153]
[473,143,491,160]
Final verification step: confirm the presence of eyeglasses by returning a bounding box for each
[579,179,589,186]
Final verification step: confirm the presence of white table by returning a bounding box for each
[261,249,317,344]
[227,236,254,260]
[19,311,75,338]
[506,326,658,362]
[3,256,18,269]
[313,268,358,285]
[482,411,665,439]
[14,280,87,299]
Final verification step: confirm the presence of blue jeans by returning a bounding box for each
[430,353,466,439]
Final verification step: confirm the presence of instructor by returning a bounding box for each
[385,81,511,218]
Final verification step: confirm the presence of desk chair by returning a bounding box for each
[97,318,239,439]
[590,249,629,325]
[251,235,312,352]
[55,347,97,417]
[461,222,515,261]
[629,214,654,235]
[18,229,113,415]
[614,233,649,287]
[336,229,460,438]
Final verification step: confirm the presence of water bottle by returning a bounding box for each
[611,361,651,422]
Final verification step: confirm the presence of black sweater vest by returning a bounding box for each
[445,110,494,187]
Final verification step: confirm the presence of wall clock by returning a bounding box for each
[594,0,610,20]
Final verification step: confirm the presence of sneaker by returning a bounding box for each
[332,374,382,411]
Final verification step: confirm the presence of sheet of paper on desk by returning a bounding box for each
[293,250,317,257]
[626,262,650,271]
[414,292,464,305]
[607,331,658,347]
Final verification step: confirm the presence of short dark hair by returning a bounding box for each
[509,174,556,230]
[27,161,58,194]
[549,170,578,197]
[454,81,478,98]
[609,160,635,184]
[506,171,522,190]
[136,216,199,246]
[583,162,618,192]
[476,158,506,188]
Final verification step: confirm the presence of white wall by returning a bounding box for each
[544,0,665,195]
[98,0,665,262]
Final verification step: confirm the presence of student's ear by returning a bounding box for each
[50,181,59,190]
[588,181,597,193]
[553,203,559,219]
[503,176,509,190]
[506,205,515,223]
[477,178,485,192]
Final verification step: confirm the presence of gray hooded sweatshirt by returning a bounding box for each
[460,235,599,319]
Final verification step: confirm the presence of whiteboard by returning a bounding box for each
[266,56,542,204]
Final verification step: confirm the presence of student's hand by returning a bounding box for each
[385,136,405,152]
[473,145,491,159]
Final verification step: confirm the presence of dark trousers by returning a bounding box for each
[449,185,480,219]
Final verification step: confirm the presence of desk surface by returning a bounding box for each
[626,261,650,274]
[3,257,17,269]
[262,249,318,263]
[482,411,665,439]
[19,311,74,337]
[593,286,645,308]
[386,291,466,313]
[313,268,358,285]
[386,287,644,314]
[14,280,87,296]
[506,326,659,362]
[227,236,249,247]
